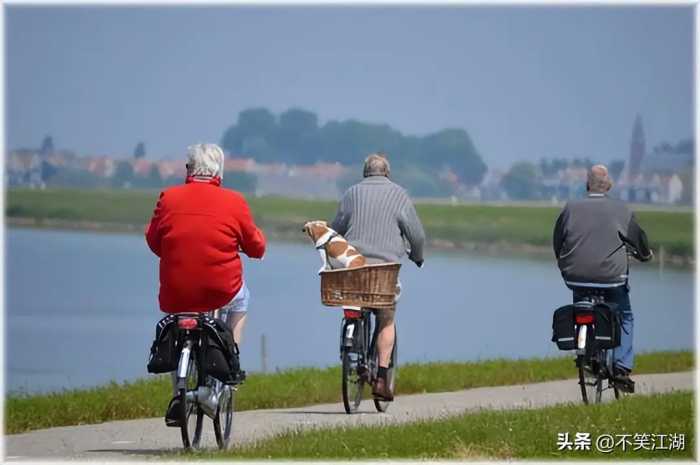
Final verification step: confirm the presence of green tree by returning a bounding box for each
[393,165,454,198]
[538,158,570,177]
[134,142,146,159]
[319,120,402,165]
[222,171,258,194]
[501,162,540,200]
[41,161,58,181]
[421,129,487,186]
[112,161,134,188]
[40,135,54,156]
[277,108,319,164]
[148,164,162,187]
[222,108,278,162]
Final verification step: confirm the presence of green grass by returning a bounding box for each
[6,188,694,257]
[197,391,693,460]
[5,351,693,434]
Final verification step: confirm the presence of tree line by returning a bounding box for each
[220,107,488,189]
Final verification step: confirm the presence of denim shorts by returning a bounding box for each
[218,282,250,321]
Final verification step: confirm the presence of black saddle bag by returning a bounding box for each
[551,302,622,351]
[147,314,179,374]
[591,302,621,350]
[551,305,576,350]
[202,316,241,384]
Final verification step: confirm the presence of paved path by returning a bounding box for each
[5,371,693,460]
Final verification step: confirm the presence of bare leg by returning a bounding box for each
[227,311,247,345]
[376,321,395,368]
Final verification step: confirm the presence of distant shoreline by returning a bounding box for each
[7,216,693,269]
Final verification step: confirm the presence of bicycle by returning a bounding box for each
[339,307,397,414]
[572,289,630,404]
[172,311,236,450]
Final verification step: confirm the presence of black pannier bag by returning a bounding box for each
[591,302,621,350]
[202,316,241,384]
[147,314,179,373]
[552,305,576,350]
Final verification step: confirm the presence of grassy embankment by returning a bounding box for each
[5,351,693,434]
[192,391,693,460]
[5,188,695,260]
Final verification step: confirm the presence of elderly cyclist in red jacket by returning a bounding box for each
[146,143,266,355]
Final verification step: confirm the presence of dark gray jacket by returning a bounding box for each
[553,193,652,288]
[331,176,425,264]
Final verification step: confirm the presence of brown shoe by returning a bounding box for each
[372,377,394,401]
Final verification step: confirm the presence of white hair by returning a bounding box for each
[186,144,224,179]
[363,152,390,177]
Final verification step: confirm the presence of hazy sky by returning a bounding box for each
[6,6,694,169]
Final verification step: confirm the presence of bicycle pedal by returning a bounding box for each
[357,365,369,382]
[617,380,635,394]
[165,417,182,427]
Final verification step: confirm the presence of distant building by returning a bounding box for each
[615,115,693,204]
[85,156,116,178]
[6,150,44,188]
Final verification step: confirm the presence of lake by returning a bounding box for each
[6,227,694,394]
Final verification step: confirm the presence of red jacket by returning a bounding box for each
[145,177,266,313]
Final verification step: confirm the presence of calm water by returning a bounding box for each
[6,228,695,394]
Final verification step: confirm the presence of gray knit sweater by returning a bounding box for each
[331,176,425,264]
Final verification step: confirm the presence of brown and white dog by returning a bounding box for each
[302,220,366,273]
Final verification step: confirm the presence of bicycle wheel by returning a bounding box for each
[179,348,204,449]
[213,384,235,449]
[577,354,603,405]
[373,333,397,413]
[341,349,365,414]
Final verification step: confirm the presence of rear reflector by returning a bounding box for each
[178,318,198,330]
[575,314,595,325]
[343,309,362,319]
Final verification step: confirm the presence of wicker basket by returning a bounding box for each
[320,263,401,308]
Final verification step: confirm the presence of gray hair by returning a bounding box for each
[363,152,390,178]
[587,164,613,193]
[186,143,225,179]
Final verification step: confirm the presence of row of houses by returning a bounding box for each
[5,149,349,198]
[6,142,693,204]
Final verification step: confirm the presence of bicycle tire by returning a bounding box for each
[341,349,365,414]
[214,384,235,449]
[179,347,204,449]
[373,333,397,413]
[577,354,602,405]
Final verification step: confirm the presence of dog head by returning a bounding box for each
[302,220,330,243]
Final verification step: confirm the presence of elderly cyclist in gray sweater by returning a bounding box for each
[553,164,652,391]
[331,153,425,401]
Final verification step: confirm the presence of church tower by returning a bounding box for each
[627,114,646,181]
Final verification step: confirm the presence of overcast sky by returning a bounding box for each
[5,6,694,169]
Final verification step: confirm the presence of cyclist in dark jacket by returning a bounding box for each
[553,164,652,389]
